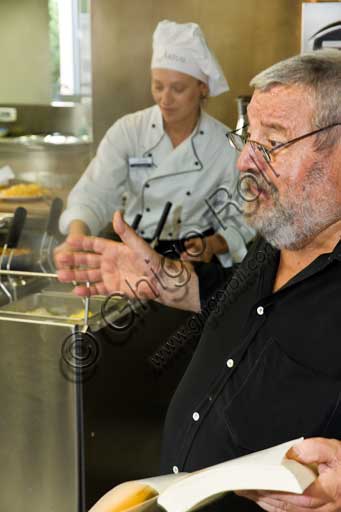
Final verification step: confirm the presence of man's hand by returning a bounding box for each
[180,234,228,263]
[55,211,200,312]
[236,438,341,511]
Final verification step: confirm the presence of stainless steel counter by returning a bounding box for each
[0,281,129,512]
[0,320,79,511]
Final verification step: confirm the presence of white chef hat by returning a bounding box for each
[151,20,229,97]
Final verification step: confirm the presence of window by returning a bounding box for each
[49,0,91,101]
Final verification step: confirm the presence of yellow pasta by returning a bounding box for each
[0,183,45,197]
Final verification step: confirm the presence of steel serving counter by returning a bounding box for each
[0,280,130,512]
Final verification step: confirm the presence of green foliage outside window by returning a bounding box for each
[48,0,60,99]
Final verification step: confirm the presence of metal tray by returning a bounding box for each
[0,291,126,331]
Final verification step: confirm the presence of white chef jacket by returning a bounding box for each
[59,105,255,267]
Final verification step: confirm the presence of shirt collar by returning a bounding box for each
[142,105,208,151]
[328,238,341,261]
[260,236,341,298]
[143,105,164,148]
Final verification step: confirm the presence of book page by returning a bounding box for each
[139,474,188,495]
[157,439,316,512]
[89,474,188,512]
[110,496,160,512]
[89,481,157,512]
[206,438,304,469]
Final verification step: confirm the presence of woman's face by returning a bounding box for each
[151,68,208,126]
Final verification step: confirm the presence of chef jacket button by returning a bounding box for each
[140,230,145,235]
[200,130,204,135]
[226,358,234,368]
[148,153,152,157]
[192,412,200,421]
[146,207,150,212]
[173,466,179,474]
[168,232,173,237]
[152,124,156,128]
[177,219,181,224]
[257,306,264,316]
[194,161,199,166]
[186,191,191,196]
[145,183,150,188]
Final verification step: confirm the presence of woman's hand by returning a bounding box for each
[236,438,341,512]
[180,234,228,263]
[54,219,90,265]
[56,211,200,312]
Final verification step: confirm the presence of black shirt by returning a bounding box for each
[160,237,341,511]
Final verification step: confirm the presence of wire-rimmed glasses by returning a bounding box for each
[227,122,341,163]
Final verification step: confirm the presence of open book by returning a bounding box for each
[89,438,317,512]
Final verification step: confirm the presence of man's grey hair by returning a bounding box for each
[250,50,341,149]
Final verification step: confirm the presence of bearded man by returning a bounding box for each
[56,50,341,512]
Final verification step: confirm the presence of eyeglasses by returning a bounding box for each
[227,122,341,163]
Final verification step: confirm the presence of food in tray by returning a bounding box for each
[27,307,93,320]
[0,183,46,199]
[68,309,94,320]
[28,307,51,317]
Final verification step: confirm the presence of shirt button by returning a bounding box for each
[194,161,199,166]
[226,358,234,368]
[145,183,150,188]
[151,124,156,128]
[192,412,200,421]
[146,207,150,212]
[140,230,145,235]
[177,219,181,224]
[148,153,152,157]
[257,306,264,316]
[173,466,179,474]
[200,130,204,135]
[186,191,191,196]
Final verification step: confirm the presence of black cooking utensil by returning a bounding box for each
[6,207,27,249]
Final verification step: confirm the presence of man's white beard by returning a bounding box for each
[242,165,341,250]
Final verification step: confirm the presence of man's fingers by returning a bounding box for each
[73,282,108,296]
[255,501,276,512]
[66,234,115,255]
[180,251,191,260]
[236,488,325,509]
[256,495,316,512]
[56,251,101,269]
[113,211,155,259]
[256,490,324,508]
[184,239,196,248]
[235,490,259,500]
[236,490,320,511]
[58,268,102,283]
[287,438,341,466]
[235,491,275,511]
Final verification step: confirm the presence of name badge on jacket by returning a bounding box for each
[128,157,153,168]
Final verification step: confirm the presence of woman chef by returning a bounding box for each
[58,20,254,267]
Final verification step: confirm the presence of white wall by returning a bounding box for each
[0,0,51,104]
